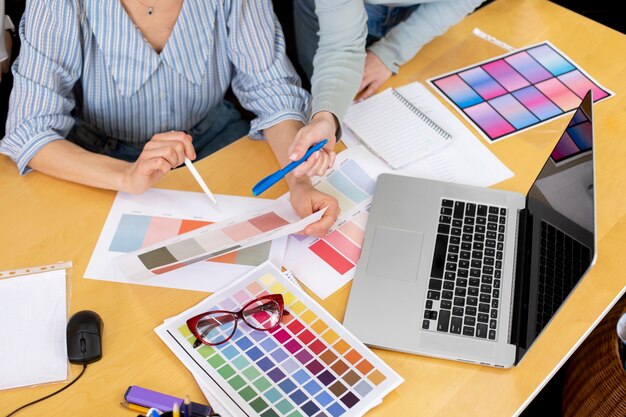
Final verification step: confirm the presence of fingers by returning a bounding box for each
[302,193,341,237]
[150,131,196,162]
[359,81,379,101]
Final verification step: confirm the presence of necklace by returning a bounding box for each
[132,0,162,15]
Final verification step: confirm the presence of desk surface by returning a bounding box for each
[1,0,625,415]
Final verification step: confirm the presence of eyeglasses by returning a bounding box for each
[186,294,290,348]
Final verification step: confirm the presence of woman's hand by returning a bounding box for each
[289,178,340,237]
[121,131,195,194]
[289,111,338,178]
[356,51,393,101]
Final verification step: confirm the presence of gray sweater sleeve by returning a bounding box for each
[368,0,487,74]
[310,0,368,125]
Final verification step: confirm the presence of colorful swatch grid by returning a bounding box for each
[168,264,401,417]
[428,42,612,142]
[109,214,271,267]
[551,105,592,164]
[134,211,290,275]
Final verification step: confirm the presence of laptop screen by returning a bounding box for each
[522,90,595,348]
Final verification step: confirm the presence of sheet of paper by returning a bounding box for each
[427,41,614,142]
[116,198,325,281]
[283,146,390,299]
[342,82,513,188]
[86,190,287,292]
[155,262,403,417]
[0,269,68,390]
[344,88,452,168]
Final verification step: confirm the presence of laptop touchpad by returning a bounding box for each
[366,226,423,282]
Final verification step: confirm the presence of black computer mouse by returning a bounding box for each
[66,310,103,364]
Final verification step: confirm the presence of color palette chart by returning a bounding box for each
[117,199,324,281]
[428,42,612,142]
[110,214,272,266]
[85,189,288,292]
[283,146,390,299]
[156,262,402,417]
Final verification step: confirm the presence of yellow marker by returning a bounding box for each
[172,402,180,417]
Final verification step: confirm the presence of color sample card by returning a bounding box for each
[85,189,287,292]
[116,198,325,281]
[550,105,592,164]
[284,146,390,299]
[156,262,403,417]
[428,42,613,142]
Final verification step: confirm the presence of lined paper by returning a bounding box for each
[344,88,452,168]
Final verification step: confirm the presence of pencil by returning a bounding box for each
[184,157,217,204]
[120,401,150,414]
[183,396,192,417]
[172,402,180,417]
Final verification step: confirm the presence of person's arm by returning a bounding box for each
[289,0,368,178]
[264,119,340,237]
[0,0,193,193]
[359,0,486,98]
[227,0,339,236]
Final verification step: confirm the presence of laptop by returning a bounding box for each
[343,90,597,368]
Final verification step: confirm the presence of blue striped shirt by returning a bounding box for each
[1,0,310,174]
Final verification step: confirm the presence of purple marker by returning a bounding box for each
[124,385,213,417]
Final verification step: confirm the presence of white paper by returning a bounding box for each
[342,82,513,188]
[86,190,287,292]
[0,269,68,390]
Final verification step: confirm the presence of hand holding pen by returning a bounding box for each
[253,139,329,196]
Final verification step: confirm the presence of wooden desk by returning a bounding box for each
[1,0,624,415]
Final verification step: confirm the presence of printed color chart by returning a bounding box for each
[110,214,272,266]
[428,42,612,142]
[157,262,402,417]
[551,105,592,164]
[117,200,324,281]
[284,146,390,299]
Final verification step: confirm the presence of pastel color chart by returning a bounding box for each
[283,146,391,299]
[428,42,612,142]
[117,200,324,281]
[157,262,402,417]
[308,210,368,275]
[109,214,272,266]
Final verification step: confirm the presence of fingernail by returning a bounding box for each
[289,153,298,161]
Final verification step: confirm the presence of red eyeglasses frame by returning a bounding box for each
[186,294,290,348]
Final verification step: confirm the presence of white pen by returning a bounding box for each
[184,157,218,205]
[472,27,515,52]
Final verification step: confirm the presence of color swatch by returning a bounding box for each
[309,210,368,275]
[428,42,612,142]
[157,262,402,417]
[117,200,324,280]
[109,214,272,266]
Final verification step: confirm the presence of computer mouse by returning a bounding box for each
[66,310,103,364]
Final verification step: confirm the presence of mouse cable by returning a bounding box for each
[5,363,88,417]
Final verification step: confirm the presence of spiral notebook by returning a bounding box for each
[344,87,453,169]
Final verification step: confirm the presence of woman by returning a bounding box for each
[1,0,338,236]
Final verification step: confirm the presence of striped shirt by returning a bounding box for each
[1,0,310,174]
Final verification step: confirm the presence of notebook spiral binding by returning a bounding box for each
[391,88,452,140]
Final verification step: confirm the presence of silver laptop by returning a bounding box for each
[343,90,597,368]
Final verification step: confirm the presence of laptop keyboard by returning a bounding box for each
[535,221,591,335]
[422,198,508,341]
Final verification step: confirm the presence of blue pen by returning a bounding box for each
[252,139,328,196]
